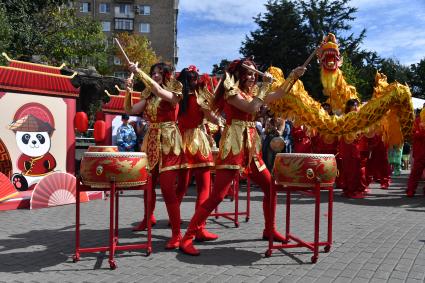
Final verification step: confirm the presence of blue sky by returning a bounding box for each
[176,0,425,74]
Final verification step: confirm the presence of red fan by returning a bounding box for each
[30,172,89,209]
[0,172,18,202]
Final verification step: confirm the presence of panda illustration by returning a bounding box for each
[9,114,57,191]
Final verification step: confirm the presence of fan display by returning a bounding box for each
[30,172,88,209]
[0,172,19,202]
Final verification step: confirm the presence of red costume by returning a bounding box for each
[177,88,217,241]
[179,60,286,256]
[339,136,368,198]
[17,153,56,176]
[292,126,312,153]
[406,116,425,196]
[132,82,187,249]
[366,134,390,189]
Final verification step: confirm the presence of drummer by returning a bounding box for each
[179,58,306,256]
[175,66,222,241]
[124,62,187,250]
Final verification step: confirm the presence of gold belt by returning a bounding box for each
[150,121,176,129]
[230,119,255,128]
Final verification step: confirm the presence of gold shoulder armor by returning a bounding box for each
[196,86,214,110]
[164,78,183,97]
[223,72,240,99]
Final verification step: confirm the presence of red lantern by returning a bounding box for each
[95,111,105,121]
[74,112,89,133]
[93,120,106,143]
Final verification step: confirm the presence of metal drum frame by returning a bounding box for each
[265,153,336,263]
[209,173,251,227]
[265,180,333,263]
[72,176,152,270]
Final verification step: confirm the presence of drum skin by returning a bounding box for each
[270,136,286,153]
[87,146,118,152]
[273,153,337,187]
[80,152,148,188]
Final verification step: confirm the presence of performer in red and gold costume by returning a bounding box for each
[339,99,368,198]
[406,108,425,197]
[365,132,391,189]
[179,58,306,256]
[125,62,186,249]
[175,66,220,241]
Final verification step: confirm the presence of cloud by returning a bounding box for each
[177,29,247,73]
[179,0,267,25]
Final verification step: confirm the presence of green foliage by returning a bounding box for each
[409,59,425,98]
[0,1,108,72]
[241,0,310,74]
[212,59,231,76]
[113,32,159,75]
[39,8,108,71]
[0,4,11,65]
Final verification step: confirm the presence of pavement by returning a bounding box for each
[1,170,425,282]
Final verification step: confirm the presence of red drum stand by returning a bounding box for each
[72,176,152,269]
[265,181,333,263]
[209,173,251,227]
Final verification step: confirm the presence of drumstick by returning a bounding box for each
[302,42,323,68]
[114,38,131,65]
[128,62,139,80]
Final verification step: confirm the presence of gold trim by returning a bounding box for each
[83,152,147,158]
[2,52,66,69]
[115,85,142,95]
[0,66,76,78]
[186,162,214,169]
[275,153,335,159]
[81,180,148,188]
[274,181,334,188]
[159,163,187,173]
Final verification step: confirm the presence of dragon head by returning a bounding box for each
[317,33,342,72]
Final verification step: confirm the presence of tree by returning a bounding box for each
[408,59,425,98]
[113,32,159,75]
[1,0,68,57]
[212,59,231,76]
[241,0,310,74]
[0,4,12,65]
[240,0,378,101]
[40,7,108,71]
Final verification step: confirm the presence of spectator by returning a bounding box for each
[116,114,137,152]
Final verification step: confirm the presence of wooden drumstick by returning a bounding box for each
[114,38,131,65]
[302,42,324,68]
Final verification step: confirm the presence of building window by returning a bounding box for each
[80,2,91,13]
[114,71,129,79]
[136,5,150,15]
[118,4,131,15]
[99,3,110,13]
[101,21,111,32]
[115,19,133,31]
[139,23,150,33]
[113,56,121,65]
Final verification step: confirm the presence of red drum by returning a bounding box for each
[80,152,148,188]
[273,153,337,187]
[87,146,118,152]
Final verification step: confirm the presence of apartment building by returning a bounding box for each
[73,0,179,77]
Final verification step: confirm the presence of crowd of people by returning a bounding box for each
[115,57,425,257]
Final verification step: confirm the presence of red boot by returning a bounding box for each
[180,207,212,256]
[132,214,156,231]
[165,233,182,249]
[195,226,219,242]
[164,202,182,249]
[262,193,286,242]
